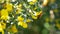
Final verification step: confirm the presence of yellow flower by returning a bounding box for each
[23,23,28,28]
[6,3,13,12]
[32,15,37,19]
[18,21,24,26]
[36,12,40,16]
[16,9,22,14]
[0,22,6,29]
[36,11,42,16]
[1,9,8,20]
[0,22,6,30]
[11,25,18,33]
[17,16,24,21]
[16,4,22,14]
[26,19,31,23]
[18,4,22,8]
[0,23,4,34]
[29,2,35,5]
[18,21,28,28]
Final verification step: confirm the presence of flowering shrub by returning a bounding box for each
[0,0,60,34]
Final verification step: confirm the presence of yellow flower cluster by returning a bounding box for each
[0,2,13,20]
[16,4,22,14]
[17,14,34,28]
[0,0,43,33]
[17,16,32,28]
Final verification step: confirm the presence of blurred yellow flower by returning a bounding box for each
[36,11,42,16]
[18,21,28,28]
[18,21,24,26]
[32,15,37,19]
[11,25,18,33]
[0,23,4,34]
[1,9,8,20]
[36,12,40,16]
[26,19,31,23]
[29,2,35,5]
[18,4,22,8]
[31,11,42,19]
[16,4,22,14]
[6,3,13,12]
[1,23,6,30]
[23,23,28,28]
[17,16,24,21]
[0,22,6,29]
[16,9,22,14]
